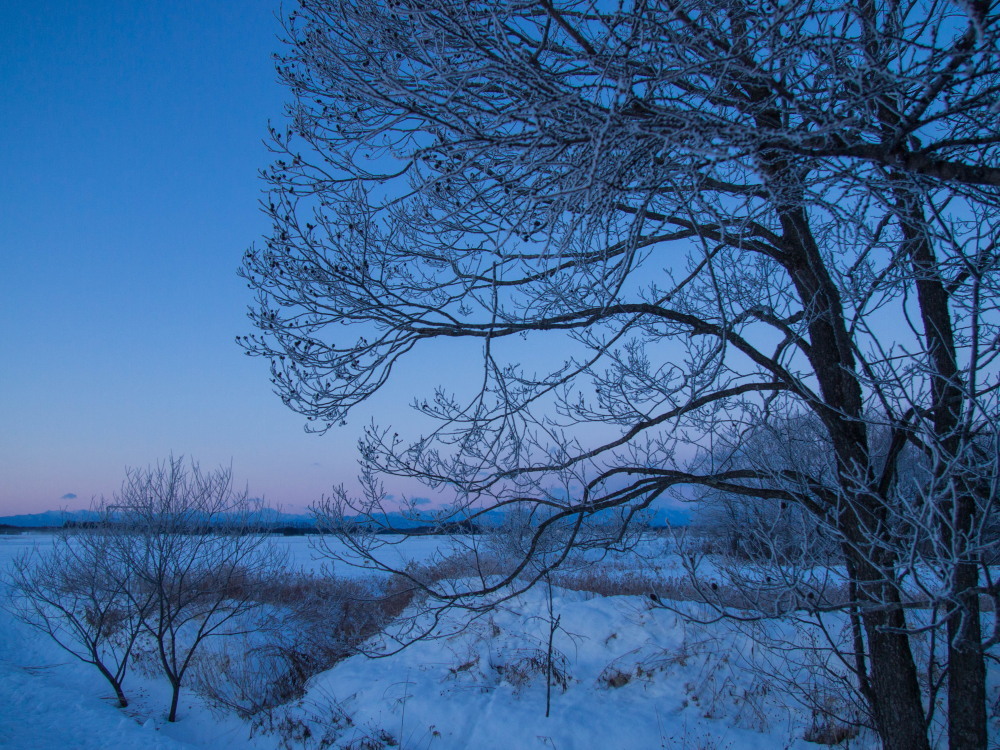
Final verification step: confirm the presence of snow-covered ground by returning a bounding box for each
[0,532,952,748]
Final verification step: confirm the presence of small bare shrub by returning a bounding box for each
[193,646,295,719]
[492,647,569,695]
[342,729,398,750]
[249,692,358,750]
[5,530,146,708]
[803,719,860,746]
[799,683,863,745]
[597,666,633,689]
[449,656,480,676]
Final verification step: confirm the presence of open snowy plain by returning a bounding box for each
[0,532,971,749]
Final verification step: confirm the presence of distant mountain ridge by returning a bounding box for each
[0,505,690,529]
[0,509,101,528]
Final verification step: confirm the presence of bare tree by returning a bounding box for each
[5,529,148,708]
[103,457,285,722]
[241,2,1000,747]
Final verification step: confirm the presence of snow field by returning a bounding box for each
[0,532,909,749]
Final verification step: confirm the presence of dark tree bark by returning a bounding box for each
[897,192,987,750]
[775,198,930,749]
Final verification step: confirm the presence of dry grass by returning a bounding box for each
[549,567,678,598]
[193,571,416,719]
[404,551,511,585]
[394,548,863,623]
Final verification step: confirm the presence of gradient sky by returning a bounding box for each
[0,0,431,515]
[0,0,692,521]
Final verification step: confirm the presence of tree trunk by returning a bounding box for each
[773,197,932,750]
[863,604,931,750]
[896,192,987,750]
[948,559,987,750]
[167,678,180,722]
[846,548,931,750]
[93,660,128,708]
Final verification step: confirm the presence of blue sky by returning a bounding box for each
[0,0,382,514]
[0,0,691,520]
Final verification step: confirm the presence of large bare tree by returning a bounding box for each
[241,1,1000,747]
